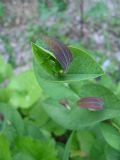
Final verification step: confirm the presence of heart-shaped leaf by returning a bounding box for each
[32,43,104,82]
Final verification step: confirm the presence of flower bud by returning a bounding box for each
[77,97,103,111]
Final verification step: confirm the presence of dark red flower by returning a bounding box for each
[77,97,103,110]
[43,36,73,71]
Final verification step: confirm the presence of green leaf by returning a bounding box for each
[90,138,106,160]
[12,136,58,160]
[32,43,104,82]
[42,84,120,129]
[116,82,120,96]
[112,116,120,128]
[28,101,66,135]
[0,88,10,103]
[42,118,66,136]
[101,123,120,151]
[56,144,65,160]
[28,100,49,127]
[24,120,46,140]
[66,46,104,81]
[63,132,74,160]
[77,131,95,155]
[0,103,24,143]
[0,134,12,160]
[95,74,115,90]
[32,43,62,79]
[8,69,42,109]
[105,145,120,160]
[0,56,13,83]
[13,153,35,160]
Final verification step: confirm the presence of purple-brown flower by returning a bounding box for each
[43,36,73,71]
[77,97,103,110]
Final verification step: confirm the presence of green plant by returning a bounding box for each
[31,37,120,159]
[0,56,13,84]
[0,36,120,159]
